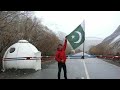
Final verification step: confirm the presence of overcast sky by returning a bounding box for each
[34,11,120,39]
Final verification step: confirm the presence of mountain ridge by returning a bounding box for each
[89,25,120,55]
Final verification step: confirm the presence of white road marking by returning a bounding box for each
[81,77,84,79]
[83,60,90,79]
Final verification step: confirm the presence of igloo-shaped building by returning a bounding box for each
[2,40,41,71]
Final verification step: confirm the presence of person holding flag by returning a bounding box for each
[55,20,85,79]
[55,37,68,79]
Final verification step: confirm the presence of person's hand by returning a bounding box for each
[65,36,67,39]
[65,36,67,41]
[61,60,64,63]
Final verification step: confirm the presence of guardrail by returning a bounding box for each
[0,56,56,70]
[0,55,120,61]
[96,55,120,60]
[0,56,55,61]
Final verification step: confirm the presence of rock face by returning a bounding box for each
[102,25,120,44]
[90,25,120,55]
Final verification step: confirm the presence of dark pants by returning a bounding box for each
[58,62,67,79]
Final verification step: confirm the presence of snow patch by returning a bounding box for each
[110,35,120,44]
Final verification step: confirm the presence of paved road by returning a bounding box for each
[17,58,120,79]
[1,58,120,79]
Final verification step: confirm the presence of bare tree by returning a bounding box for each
[0,11,64,59]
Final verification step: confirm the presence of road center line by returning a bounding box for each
[81,77,84,79]
[82,60,90,79]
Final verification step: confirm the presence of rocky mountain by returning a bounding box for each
[89,25,120,55]
[102,25,120,44]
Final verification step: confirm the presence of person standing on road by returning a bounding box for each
[55,37,67,79]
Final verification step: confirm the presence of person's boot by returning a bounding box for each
[58,72,60,79]
[64,74,67,79]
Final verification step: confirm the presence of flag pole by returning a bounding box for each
[82,40,85,59]
[82,20,85,59]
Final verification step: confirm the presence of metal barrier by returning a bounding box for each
[97,55,120,60]
[1,55,120,61]
[2,56,55,61]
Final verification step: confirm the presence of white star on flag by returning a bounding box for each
[71,35,75,39]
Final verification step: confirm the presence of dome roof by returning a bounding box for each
[3,40,39,58]
[18,40,29,43]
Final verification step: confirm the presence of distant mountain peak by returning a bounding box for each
[113,25,120,34]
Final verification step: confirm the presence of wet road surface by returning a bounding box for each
[1,58,120,79]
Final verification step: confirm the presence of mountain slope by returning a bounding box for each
[89,25,120,55]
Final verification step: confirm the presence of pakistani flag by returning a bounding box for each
[66,20,85,49]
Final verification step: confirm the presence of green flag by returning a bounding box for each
[66,21,85,49]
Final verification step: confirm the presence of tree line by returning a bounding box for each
[0,11,71,57]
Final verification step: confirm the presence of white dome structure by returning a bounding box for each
[2,40,41,71]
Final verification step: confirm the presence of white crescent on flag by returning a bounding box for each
[74,31,82,44]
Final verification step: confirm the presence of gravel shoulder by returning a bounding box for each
[101,58,120,67]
